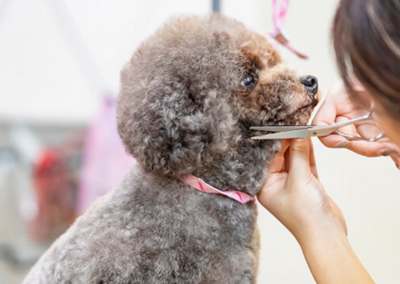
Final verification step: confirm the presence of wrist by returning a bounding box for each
[295,222,348,250]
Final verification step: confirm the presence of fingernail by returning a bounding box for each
[380,147,395,157]
[335,140,351,148]
[295,138,305,142]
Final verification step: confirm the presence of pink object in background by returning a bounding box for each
[78,97,135,213]
[272,0,290,31]
[180,175,255,204]
[267,0,309,59]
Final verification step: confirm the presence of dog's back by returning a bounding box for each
[24,164,259,284]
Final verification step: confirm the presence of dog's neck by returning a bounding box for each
[192,139,280,196]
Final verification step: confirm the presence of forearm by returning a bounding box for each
[299,227,374,284]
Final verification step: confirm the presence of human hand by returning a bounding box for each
[258,138,347,244]
[312,80,400,167]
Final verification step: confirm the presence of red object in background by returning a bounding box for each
[29,97,135,242]
[30,143,81,242]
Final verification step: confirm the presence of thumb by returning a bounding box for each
[288,138,312,180]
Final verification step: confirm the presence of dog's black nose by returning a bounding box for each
[300,75,318,95]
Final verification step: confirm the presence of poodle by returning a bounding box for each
[23,14,318,284]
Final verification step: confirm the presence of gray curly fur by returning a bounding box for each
[23,14,317,284]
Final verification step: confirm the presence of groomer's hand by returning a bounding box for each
[258,139,375,284]
[313,80,400,167]
[258,138,346,243]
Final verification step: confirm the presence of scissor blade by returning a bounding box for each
[251,129,311,140]
[250,125,313,131]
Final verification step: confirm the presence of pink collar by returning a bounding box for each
[180,175,255,204]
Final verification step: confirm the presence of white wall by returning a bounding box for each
[0,0,210,124]
[2,0,400,283]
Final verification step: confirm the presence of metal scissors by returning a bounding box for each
[250,112,384,141]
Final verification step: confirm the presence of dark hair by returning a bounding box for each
[333,0,400,119]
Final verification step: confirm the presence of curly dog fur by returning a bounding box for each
[24,14,317,284]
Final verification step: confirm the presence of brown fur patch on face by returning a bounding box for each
[241,32,282,69]
[234,32,317,129]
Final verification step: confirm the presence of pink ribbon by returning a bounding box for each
[272,0,290,33]
[180,175,255,204]
[268,0,309,59]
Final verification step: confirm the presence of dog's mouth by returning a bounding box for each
[243,96,318,136]
[274,101,316,125]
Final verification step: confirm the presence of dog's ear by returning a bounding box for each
[240,33,282,68]
[117,66,216,177]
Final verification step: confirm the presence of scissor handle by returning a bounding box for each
[324,113,371,130]
[250,113,374,140]
[250,113,371,133]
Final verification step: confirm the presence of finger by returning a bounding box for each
[288,138,311,180]
[318,133,395,157]
[284,142,291,172]
[356,120,382,140]
[309,139,319,179]
[319,133,351,149]
[317,114,356,149]
[390,152,400,169]
[268,140,290,174]
[335,115,358,136]
[312,98,338,127]
[345,140,395,158]
[313,103,353,149]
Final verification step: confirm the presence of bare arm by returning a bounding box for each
[258,138,374,284]
[300,226,374,284]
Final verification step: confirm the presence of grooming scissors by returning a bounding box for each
[250,112,384,141]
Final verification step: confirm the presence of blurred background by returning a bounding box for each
[1,0,400,283]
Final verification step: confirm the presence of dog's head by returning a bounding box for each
[118,14,318,187]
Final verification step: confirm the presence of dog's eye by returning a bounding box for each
[241,74,257,87]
